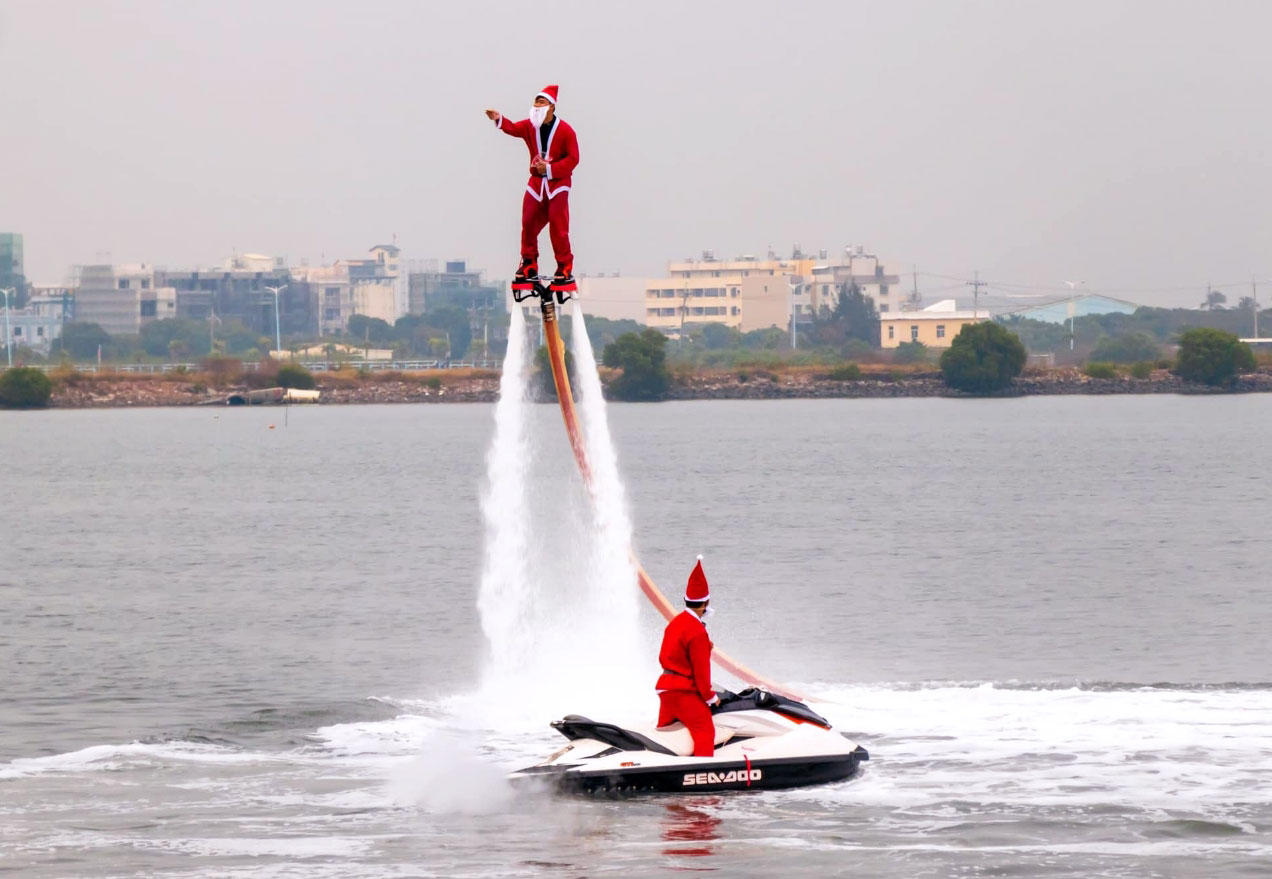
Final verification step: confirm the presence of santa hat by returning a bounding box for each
[536,84,559,105]
[685,555,709,603]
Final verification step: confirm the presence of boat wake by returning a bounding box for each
[4,680,1269,876]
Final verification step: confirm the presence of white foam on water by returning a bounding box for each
[383,730,516,814]
[310,711,444,760]
[0,740,302,780]
[788,681,1272,824]
[143,835,374,859]
[4,682,1269,875]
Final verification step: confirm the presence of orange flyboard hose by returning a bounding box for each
[541,301,591,484]
[540,300,802,700]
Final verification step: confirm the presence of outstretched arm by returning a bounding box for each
[485,108,531,138]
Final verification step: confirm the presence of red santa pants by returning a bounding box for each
[521,190,572,270]
[658,690,715,757]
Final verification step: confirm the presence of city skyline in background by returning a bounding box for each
[2,0,1270,309]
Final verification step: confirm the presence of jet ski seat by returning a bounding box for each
[643,722,735,757]
[549,716,733,757]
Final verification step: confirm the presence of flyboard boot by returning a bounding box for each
[550,261,577,303]
[552,259,582,304]
[512,257,538,294]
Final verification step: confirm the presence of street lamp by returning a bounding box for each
[1063,280,1087,351]
[264,285,287,355]
[1,287,15,367]
[787,278,805,350]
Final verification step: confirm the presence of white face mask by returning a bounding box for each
[700,607,715,624]
[530,105,550,127]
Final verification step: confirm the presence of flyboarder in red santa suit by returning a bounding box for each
[655,556,719,757]
[484,85,579,295]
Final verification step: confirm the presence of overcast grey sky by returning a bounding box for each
[3,0,1269,306]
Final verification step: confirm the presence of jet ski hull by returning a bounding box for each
[511,689,870,795]
[514,746,869,795]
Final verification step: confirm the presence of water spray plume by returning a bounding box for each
[550,303,801,699]
[476,307,533,680]
[477,292,798,719]
[475,306,645,721]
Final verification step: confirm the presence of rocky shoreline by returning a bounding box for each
[33,367,1272,408]
[669,369,1272,400]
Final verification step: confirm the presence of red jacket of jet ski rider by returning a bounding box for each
[655,609,713,701]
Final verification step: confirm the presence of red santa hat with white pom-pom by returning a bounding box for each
[536,84,559,105]
[685,555,709,603]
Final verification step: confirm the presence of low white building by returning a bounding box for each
[879,299,988,348]
[5,309,62,355]
[576,276,648,323]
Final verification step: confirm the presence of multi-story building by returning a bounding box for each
[160,254,305,338]
[408,259,488,314]
[878,299,988,348]
[291,246,401,336]
[347,244,404,319]
[292,263,354,337]
[643,246,902,334]
[75,264,177,336]
[0,233,25,306]
[806,249,905,314]
[644,254,801,334]
[27,287,76,321]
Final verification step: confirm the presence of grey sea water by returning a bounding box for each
[2,397,1270,878]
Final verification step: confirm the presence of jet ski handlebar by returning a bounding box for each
[711,686,831,728]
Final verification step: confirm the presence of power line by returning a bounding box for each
[967,271,988,315]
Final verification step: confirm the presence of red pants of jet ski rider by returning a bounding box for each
[520,190,572,271]
[656,609,716,757]
[657,691,715,757]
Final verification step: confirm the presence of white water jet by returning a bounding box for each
[476,306,535,681]
[468,305,654,729]
[568,304,650,685]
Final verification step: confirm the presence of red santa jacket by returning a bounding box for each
[496,114,579,201]
[655,610,713,701]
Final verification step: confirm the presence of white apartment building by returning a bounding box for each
[75,264,177,336]
[644,247,903,334]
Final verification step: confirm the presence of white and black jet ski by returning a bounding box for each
[510,687,869,794]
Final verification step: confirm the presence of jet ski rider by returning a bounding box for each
[655,556,719,757]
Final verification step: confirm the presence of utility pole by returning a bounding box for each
[911,266,920,309]
[1254,276,1260,338]
[681,278,691,335]
[966,271,987,317]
